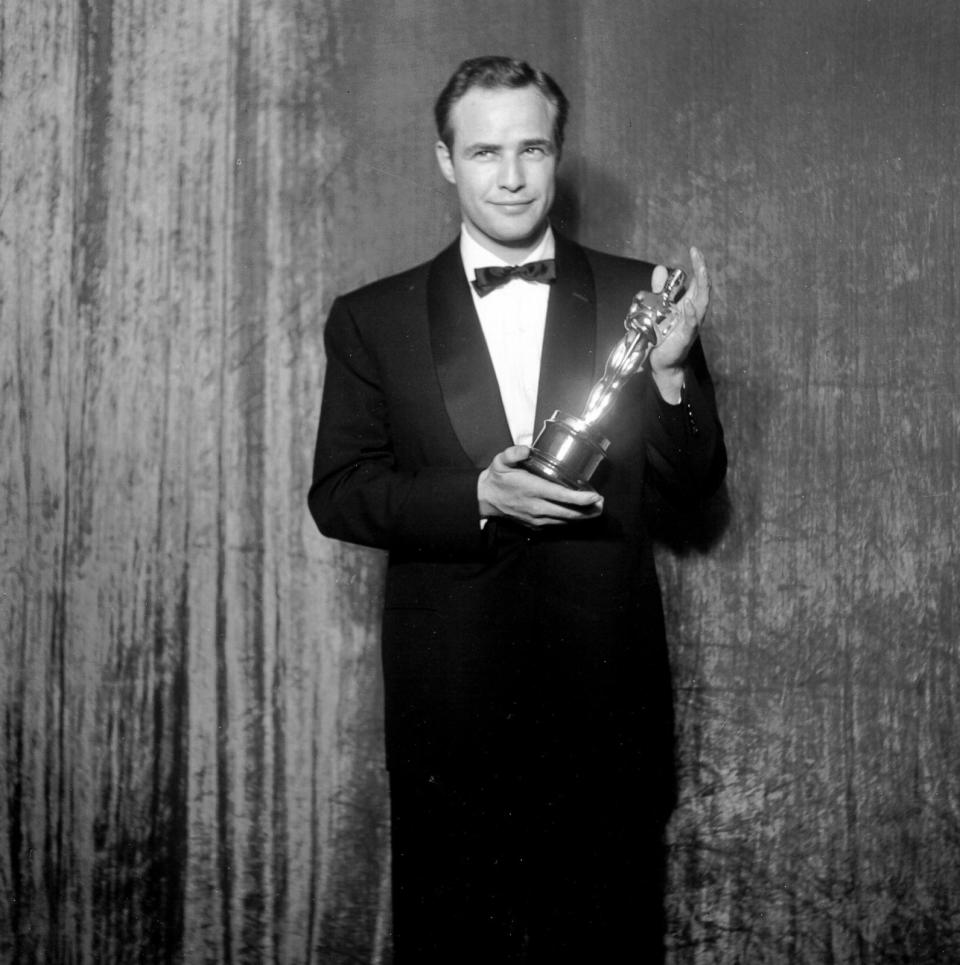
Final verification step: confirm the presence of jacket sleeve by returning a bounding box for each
[640,336,727,506]
[307,295,491,559]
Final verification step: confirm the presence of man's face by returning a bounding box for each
[436,85,558,261]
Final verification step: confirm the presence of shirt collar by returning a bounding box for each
[459,223,556,281]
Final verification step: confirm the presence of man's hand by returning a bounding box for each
[649,246,711,403]
[478,445,604,528]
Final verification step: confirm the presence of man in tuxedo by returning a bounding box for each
[309,55,726,963]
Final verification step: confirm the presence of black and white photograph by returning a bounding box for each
[2,2,958,962]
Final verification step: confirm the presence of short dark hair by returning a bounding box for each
[434,55,570,153]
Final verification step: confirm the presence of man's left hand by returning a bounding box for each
[649,246,711,403]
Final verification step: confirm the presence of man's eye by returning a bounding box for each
[473,149,495,158]
[524,146,546,156]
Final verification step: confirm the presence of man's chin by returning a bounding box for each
[464,215,551,259]
[486,220,549,250]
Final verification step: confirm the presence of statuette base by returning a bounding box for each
[525,411,611,490]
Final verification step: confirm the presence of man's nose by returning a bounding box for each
[498,154,525,191]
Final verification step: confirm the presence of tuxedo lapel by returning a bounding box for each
[428,241,513,468]
[428,234,601,466]
[534,234,598,431]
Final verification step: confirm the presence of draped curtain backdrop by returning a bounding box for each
[2,1,958,962]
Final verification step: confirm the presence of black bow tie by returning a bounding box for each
[472,258,557,296]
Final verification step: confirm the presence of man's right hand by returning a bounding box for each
[477,445,604,528]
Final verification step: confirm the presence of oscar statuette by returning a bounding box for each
[524,267,687,489]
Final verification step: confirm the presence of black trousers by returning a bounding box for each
[389,765,669,964]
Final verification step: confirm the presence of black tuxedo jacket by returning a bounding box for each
[309,234,725,797]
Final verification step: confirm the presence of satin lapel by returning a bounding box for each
[428,241,513,468]
[534,235,598,430]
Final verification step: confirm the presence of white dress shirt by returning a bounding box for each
[459,226,555,447]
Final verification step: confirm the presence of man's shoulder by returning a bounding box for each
[337,240,458,312]
[573,239,656,279]
[557,236,656,304]
[337,260,430,312]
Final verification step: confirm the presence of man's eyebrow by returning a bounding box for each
[461,138,554,154]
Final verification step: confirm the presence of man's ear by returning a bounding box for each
[435,140,456,185]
